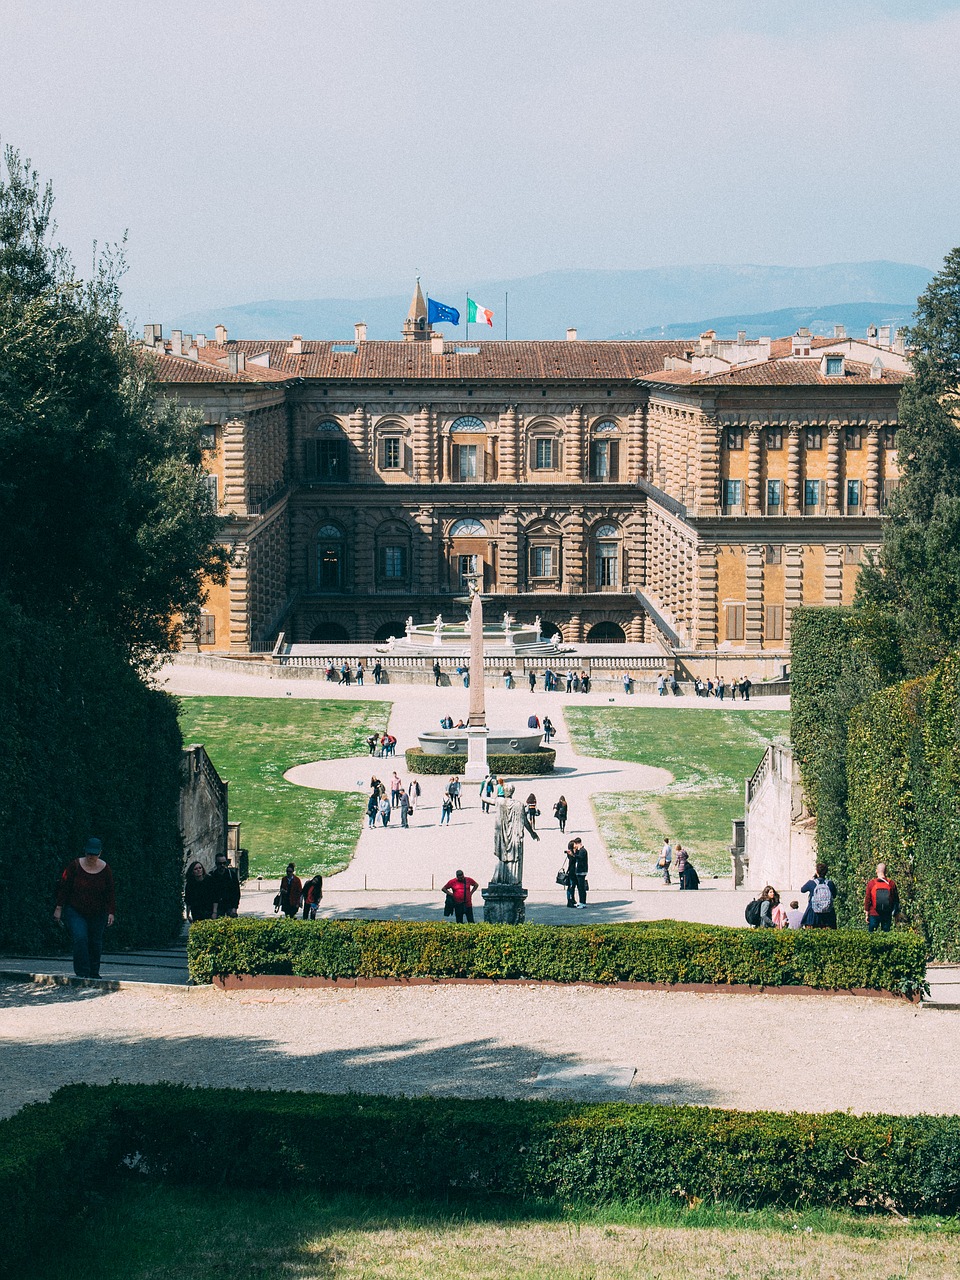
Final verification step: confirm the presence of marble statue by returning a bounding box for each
[492,783,539,885]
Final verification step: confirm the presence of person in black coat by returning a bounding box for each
[564,838,588,909]
[185,861,215,923]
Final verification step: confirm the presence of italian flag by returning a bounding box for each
[467,297,494,327]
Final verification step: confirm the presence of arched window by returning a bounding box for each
[590,421,620,481]
[449,518,486,537]
[316,524,343,591]
[450,415,486,433]
[594,523,621,589]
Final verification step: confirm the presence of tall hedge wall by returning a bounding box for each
[847,653,960,960]
[0,596,186,952]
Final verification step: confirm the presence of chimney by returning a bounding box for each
[183,334,193,350]
[186,345,199,362]
[143,323,162,347]
[878,325,891,347]
[737,331,746,344]
[893,328,907,354]
[354,321,367,343]
[833,324,846,339]
[226,351,246,375]
[566,327,577,341]
[288,335,303,355]
[171,329,183,356]
[870,356,883,380]
[196,333,206,348]
[867,324,879,340]
[215,324,228,345]
[430,333,445,355]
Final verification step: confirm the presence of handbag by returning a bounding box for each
[556,865,570,886]
[273,894,282,912]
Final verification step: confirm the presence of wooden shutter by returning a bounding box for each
[609,440,620,481]
[725,604,745,641]
[765,605,783,641]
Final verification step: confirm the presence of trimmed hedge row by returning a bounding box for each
[405,747,556,775]
[187,917,926,992]
[6,1081,960,1269]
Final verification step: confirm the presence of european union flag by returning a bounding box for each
[427,297,460,326]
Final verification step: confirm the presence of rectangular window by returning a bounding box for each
[804,479,821,508]
[198,613,216,645]
[765,604,783,641]
[383,546,406,578]
[312,438,345,481]
[726,428,744,451]
[847,479,861,509]
[200,426,217,451]
[766,428,783,450]
[826,356,844,377]
[882,428,897,449]
[383,437,401,469]
[534,438,554,470]
[457,444,478,480]
[767,479,782,510]
[590,439,619,480]
[596,544,619,588]
[530,545,554,578]
[805,429,822,450]
[204,473,218,506]
[844,545,861,565]
[844,428,862,450]
[882,478,899,509]
[459,554,479,588]
[765,545,782,565]
[723,479,743,509]
[725,604,745,642]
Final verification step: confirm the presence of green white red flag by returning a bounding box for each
[466,297,494,327]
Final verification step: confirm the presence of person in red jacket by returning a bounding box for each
[53,837,116,979]
[278,863,302,918]
[864,863,900,933]
[441,870,479,923]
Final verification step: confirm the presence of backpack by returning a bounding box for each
[811,880,833,914]
[744,898,763,928]
[874,884,891,913]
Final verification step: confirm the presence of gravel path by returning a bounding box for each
[3,979,957,1119]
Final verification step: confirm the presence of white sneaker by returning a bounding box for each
[575,903,586,909]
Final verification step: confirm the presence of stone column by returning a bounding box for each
[497,406,519,482]
[695,418,720,515]
[786,424,802,515]
[826,424,841,516]
[627,405,645,482]
[439,427,449,483]
[824,544,844,607]
[413,405,433,482]
[565,406,585,482]
[346,406,369,482]
[498,507,520,592]
[865,425,881,515]
[745,544,764,648]
[222,417,247,513]
[747,423,763,516]
[784,545,804,643]
[694,543,719,649]
[228,542,251,650]
[564,510,586,594]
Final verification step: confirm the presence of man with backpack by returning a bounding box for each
[864,863,900,933]
[800,862,837,928]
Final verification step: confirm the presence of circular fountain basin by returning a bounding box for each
[418,729,544,756]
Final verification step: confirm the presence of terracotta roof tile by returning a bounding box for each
[689,358,907,386]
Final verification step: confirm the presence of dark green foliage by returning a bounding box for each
[6,1079,960,1269]
[405,748,556,775]
[186,917,925,992]
[846,654,960,961]
[0,596,186,952]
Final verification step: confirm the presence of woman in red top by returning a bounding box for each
[441,870,479,923]
[53,837,116,979]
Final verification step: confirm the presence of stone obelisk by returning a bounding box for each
[463,586,490,781]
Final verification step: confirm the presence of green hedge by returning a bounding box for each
[405,747,556,775]
[187,917,926,992]
[0,596,186,953]
[847,653,960,961]
[6,1081,960,1268]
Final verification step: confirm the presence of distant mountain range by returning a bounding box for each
[617,300,919,342]
[175,261,932,343]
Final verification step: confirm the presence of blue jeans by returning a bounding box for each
[566,874,587,906]
[63,906,107,978]
[868,912,893,933]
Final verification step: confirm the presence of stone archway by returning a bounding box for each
[373,621,406,643]
[309,622,350,644]
[586,621,626,643]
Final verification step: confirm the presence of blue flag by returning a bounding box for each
[427,297,460,326]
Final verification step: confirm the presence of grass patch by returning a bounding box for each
[177,696,390,877]
[30,1184,960,1280]
[566,707,791,877]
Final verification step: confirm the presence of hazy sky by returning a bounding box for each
[2,0,958,323]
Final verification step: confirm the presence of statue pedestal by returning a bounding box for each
[464,726,489,782]
[481,882,528,925]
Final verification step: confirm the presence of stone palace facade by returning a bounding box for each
[147,286,908,678]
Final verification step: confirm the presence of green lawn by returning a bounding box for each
[565,706,791,878]
[177,696,390,877]
[31,1184,960,1280]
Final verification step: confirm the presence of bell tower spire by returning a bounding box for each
[402,278,432,342]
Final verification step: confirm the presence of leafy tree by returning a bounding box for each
[856,247,960,678]
[0,145,228,669]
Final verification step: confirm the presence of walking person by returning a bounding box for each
[53,837,116,979]
[525,793,540,831]
[658,836,673,885]
[373,660,383,685]
[717,677,726,701]
[356,662,364,686]
[440,793,453,825]
[657,673,666,697]
[302,874,323,920]
[399,789,411,828]
[503,668,513,689]
[623,673,633,694]
[278,863,302,918]
[339,663,350,685]
[542,715,555,743]
[528,669,537,692]
[566,670,575,693]
[758,885,780,927]
[553,795,568,833]
[366,792,379,828]
[865,863,900,933]
[564,838,589,909]
[378,795,392,827]
[390,771,403,808]
[741,676,752,702]
[800,862,838,929]
[407,777,421,812]
[209,853,241,919]
[441,870,479,923]
[184,860,215,923]
[674,843,688,889]
[433,660,442,687]
[447,775,462,810]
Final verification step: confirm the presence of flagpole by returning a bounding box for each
[505,292,509,341]
[465,294,469,342]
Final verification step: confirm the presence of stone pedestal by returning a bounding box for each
[481,882,528,924]
[464,725,489,781]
